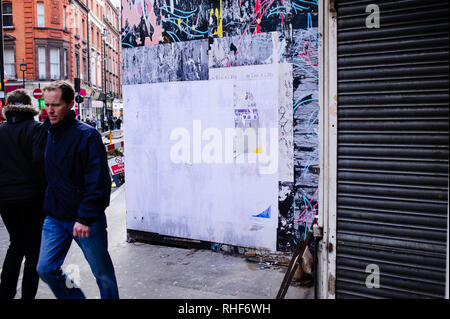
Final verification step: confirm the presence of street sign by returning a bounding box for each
[108,156,125,175]
[33,88,43,99]
[75,95,84,103]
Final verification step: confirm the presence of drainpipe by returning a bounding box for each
[0,0,5,106]
[86,2,91,119]
[87,7,90,86]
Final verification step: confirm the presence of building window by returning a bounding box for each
[82,57,87,81]
[91,57,96,87]
[64,49,68,79]
[50,48,60,79]
[37,2,45,27]
[38,47,46,79]
[2,2,13,27]
[82,19,86,40]
[97,59,101,89]
[4,48,16,79]
[63,6,66,29]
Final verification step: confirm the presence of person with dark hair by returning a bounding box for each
[91,115,98,129]
[0,89,47,299]
[115,117,122,130]
[36,80,119,299]
[107,116,114,131]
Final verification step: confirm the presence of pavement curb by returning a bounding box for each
[110,183,126,203]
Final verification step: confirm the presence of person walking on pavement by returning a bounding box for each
[115,117,122,130]
[107,116,114,132]
[36,81,119,299]
[91,116,98,129]
[0,89,48,299]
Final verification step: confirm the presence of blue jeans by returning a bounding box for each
[36,214,119,299]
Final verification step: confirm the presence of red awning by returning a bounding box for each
[5,85,25,94]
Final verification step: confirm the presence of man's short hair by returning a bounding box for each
[43,80,75,105]
[6,89,32,106]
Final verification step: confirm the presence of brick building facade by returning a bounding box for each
[1,0,122,124]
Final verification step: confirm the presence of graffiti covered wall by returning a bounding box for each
[122,0,319,251]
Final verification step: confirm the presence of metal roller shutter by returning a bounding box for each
[335,0,449,298]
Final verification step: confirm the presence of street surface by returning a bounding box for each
[0,185,313,299]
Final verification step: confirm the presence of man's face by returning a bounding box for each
[44,89,74,124]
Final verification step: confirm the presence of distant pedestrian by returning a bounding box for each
[0,89,48,299]
[36,81,119,299]
[112,117,122,130]
[108,116,114,131]
[91,116,98,129]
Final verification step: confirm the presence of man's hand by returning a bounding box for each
[73,222,91,238]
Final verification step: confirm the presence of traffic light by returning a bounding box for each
[38,98,45,109]
[74,77,80,92]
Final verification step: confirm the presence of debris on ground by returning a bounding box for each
[127,237,136,243]
[186,249,198,256]
[241,247,315,277]
[245,256,260,263]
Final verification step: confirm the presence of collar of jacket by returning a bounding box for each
[49,110,76,135]
[5,111,35,124]
[2,103,40,122]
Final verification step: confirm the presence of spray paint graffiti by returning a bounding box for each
[122,0,319,251]
[122,0,318,46]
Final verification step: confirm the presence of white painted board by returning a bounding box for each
[124,74,280,250]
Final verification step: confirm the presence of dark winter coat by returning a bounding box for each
[0,104,47,205]
[43,110,111,226]
[115,118,122,130]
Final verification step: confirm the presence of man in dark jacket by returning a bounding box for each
[107,116,114,132]
[0,89,47,299]
[115,117,122,130]
[36,81,119,299]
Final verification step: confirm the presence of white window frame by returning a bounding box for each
[38,47,46,79]
[91,56,96,87]
[37,2,45,27]
[63,6,66,29]
[97,58,102,89]
[4,48,16,79]
[64,49,68,79]
[50,47,60,80]
[83,56,87,81]
[2,1,13,27]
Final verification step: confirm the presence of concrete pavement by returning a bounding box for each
[0,185,313,299]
